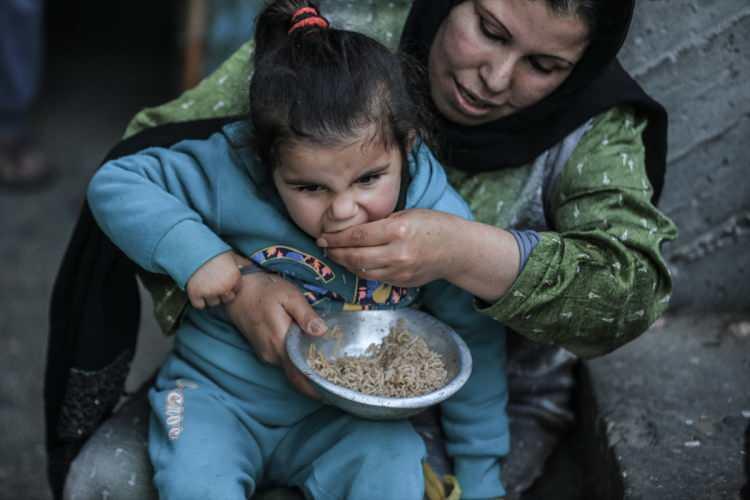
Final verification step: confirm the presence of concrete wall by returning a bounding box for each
[619,1,750,310]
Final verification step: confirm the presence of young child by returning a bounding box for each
[88,1,508,498]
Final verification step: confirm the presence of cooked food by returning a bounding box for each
[307,321,447,397]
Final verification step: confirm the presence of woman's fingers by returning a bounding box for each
[350,266,395,282]
[261,297,321,399]
[256,302,294,365]
[325,245,395,275]
[282,295,328,337]
[317,218,395,249]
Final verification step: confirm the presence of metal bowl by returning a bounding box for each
[286,309,472,420]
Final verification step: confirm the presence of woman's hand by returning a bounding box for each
[318,209,521,301]
[317,209,466,287]
[225,254,327,399]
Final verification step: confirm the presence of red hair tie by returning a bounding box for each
[288,6,329,34]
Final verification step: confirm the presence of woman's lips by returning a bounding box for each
[451,78,497,117]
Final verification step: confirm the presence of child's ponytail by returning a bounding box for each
[253,0,328,63]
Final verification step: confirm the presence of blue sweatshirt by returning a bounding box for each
[88,120,509,498]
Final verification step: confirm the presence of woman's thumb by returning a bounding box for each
[284,295,327,336]
[305,316,328,336]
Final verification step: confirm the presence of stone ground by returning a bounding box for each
[1,3,748,500]
[581,312,750,500]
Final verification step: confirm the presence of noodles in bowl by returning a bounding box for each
[307,321,448,398]
[286,309,472,420]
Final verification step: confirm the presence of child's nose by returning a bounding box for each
[329,192,358,220]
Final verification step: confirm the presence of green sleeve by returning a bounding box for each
[475,107,678,358]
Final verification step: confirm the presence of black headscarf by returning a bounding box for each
[399,0,668,201]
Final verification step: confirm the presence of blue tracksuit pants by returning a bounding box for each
[149,354,427,500]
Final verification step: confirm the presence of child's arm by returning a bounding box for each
[421,284,510,500]
[87,133,235,293]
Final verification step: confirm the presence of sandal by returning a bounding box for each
[0,135,56,190]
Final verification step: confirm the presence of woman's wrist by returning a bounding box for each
[442,220,521,303]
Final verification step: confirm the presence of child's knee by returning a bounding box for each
[346,420,426,497]
[344,421,427,482]
[364,421,426,465]
[304,420,425,500]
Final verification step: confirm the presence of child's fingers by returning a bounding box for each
[205,294,221,307]
[189,295,206,310]
[221,290,236,303]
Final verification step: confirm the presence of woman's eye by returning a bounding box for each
[528,58,554,75]
[357,173,381,185]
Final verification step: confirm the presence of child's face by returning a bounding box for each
[273,128,403,239]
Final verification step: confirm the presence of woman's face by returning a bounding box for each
[429,0,590,126]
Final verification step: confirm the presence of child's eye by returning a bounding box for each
[295,184,325,193]
[357,173,382,185]
[479,18,509,44]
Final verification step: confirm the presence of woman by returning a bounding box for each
[51,0,676,498]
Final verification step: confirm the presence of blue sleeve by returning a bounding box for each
[405,141,475,221]
[508,229,540,271]
[421,283,509,499]
[87,134,233,289]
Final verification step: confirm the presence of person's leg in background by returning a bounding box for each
[0,0,54,189]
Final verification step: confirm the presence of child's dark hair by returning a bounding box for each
[250,0,430,168]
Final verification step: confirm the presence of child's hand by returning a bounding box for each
[186,252,241,309]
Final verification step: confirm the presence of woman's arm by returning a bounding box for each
[436,216,521,301]
[321,108,677,357]
[479,108,677,357]
[318,209,520,301]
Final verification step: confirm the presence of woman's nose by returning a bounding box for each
[479,54,516,95]
[329,191,358,220]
